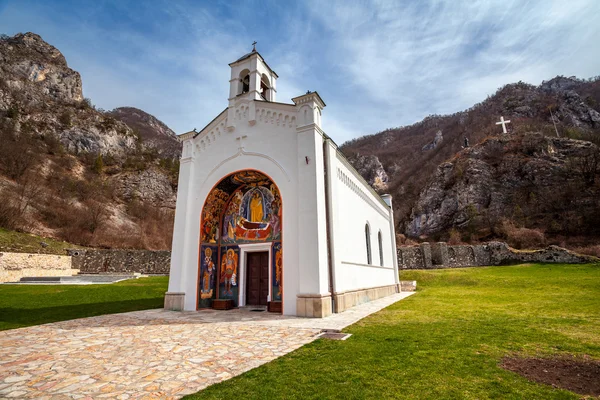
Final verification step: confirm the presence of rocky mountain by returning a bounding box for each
[342,75,600,247]
[0,32,180,250]
[408,133,600,239]
[108,107,180,158]
[0,32,137,156]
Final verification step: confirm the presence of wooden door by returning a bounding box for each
[246,251,269,306]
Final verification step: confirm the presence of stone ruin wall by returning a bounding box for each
[68,249,170,275]
[398,241,595,269]
[2,242,593,282]
[0,252,77,283]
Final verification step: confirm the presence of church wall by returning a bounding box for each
[330,152,397,294]
[296,127,331,298]
[171,106,304,314]
[169,50,398,316]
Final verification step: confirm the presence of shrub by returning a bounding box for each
[43,133,64,155]
[0,189,22,230]
[447,229,462,245]
[6,105,19,119]
[572,245,600,258]
[500,220,546,249]
[92,154,104,174]
[0,134,38,180]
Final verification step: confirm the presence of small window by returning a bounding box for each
[378,231,384,266]
[365,223,371,264]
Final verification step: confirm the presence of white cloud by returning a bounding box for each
[0,0,598,142]
[303,0,600,142]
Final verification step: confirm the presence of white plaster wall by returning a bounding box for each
[169,96,330,315]
[330,153,397,293]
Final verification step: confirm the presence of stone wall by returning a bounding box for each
[68,249,170,275]
[0,252,77,283]
[398,241,596,269]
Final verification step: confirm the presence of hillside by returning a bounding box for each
[0,32,180,250]
[342,75,600,247]
[108,107,180,158]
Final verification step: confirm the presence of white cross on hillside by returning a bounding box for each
[496,116,511,134]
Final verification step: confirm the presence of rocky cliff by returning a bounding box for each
[0,32,138,156]
[0,32,179,250]
[342,75,600,245]
[408,133,600,239]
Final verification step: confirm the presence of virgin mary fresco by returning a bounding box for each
[249,191,264,222]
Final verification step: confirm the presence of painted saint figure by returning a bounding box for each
[249,191,263,222]
[275,247,283,297]
[220,249,238,296]
[200,247,215,299]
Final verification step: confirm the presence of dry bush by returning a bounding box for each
[0,131,39,180]
[499,220,546,249]
[447,229,463,245]
[396,233,418,246]
[572,245,600,258]
[0,188,22,230]
[41,198,111,246]
[91,225,144,249]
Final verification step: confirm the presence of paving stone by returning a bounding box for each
[0,293,413,398]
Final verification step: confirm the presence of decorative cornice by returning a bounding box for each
[292,91,326,108]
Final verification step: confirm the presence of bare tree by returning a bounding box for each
[83,199,110,234]
[568,146,600,186]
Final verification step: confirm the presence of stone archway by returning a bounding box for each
[198,170,283,312]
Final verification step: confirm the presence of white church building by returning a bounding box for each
[165,47,400,317]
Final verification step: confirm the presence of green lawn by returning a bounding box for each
[187,264,600,399]
[0,276,168,330]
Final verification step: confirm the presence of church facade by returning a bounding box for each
[165,49,400,317]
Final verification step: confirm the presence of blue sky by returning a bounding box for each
[1,0,599,143]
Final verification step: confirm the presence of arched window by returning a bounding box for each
[242,74,250,93]
[365,223,371,265]
[378,231,384,266]
[239,69,250,94]
[260,74,270,100]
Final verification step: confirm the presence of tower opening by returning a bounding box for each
[260,74,270,100]
[239,69,250,94]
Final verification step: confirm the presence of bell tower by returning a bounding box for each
[228,42,278,104]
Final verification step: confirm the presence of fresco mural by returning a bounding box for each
[200,188,228,244]
[198,245,217,308]
[272,242,283,302]
[222,184,281,244]
[219,245,240,305]
[198,170,282,310]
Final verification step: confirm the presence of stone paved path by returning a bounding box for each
[0,292,414,399]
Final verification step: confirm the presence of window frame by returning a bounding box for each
[378,230,384,266]
[365,223,372,265]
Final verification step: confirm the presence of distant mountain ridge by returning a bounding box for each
[108,107,180,158]
[342,75,600,247]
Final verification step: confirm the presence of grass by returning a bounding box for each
[0,276,168,330]
[187,264,600,399]
[0,227,85,255]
